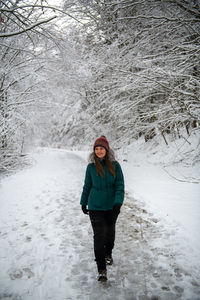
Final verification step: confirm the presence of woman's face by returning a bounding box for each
[95,146,106,159]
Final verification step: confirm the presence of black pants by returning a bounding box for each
[89,210,119,271]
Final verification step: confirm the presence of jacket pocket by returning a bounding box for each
[88,189,106,209]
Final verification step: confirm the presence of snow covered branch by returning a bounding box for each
[0,16,57,38]
[118,15,200,23]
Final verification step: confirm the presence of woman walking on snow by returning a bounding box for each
[80,135,124,282]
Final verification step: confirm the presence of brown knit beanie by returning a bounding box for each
[93,135,109,151]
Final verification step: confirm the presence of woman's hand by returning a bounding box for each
[82,205,89,215]
[112,204,121,215]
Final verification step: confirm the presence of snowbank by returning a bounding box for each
[120,131,200,263]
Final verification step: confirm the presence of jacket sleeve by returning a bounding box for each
[80,164,92,206]
[114,162,125,206]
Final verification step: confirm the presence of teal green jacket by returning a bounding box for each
[80,160,124,211]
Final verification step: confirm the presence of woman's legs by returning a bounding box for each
[89,210,119,271]
[89,210,106,271]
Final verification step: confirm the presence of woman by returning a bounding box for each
[80,135,124,282]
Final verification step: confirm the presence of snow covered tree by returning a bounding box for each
[61,0,200,147]
[0,0,78,170]
[1,0,199,168]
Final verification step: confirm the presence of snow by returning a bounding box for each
[123,152,200,251]
[0,144,200,300]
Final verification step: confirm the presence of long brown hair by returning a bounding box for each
[89,148,116,177]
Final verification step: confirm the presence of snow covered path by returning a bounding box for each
[0,148,200,300]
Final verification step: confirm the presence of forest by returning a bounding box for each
[0,0,200,171]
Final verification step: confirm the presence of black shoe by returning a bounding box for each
[105,254,113,265]
[98,270,107,282]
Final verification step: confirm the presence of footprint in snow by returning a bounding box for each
[9,268,35,280]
